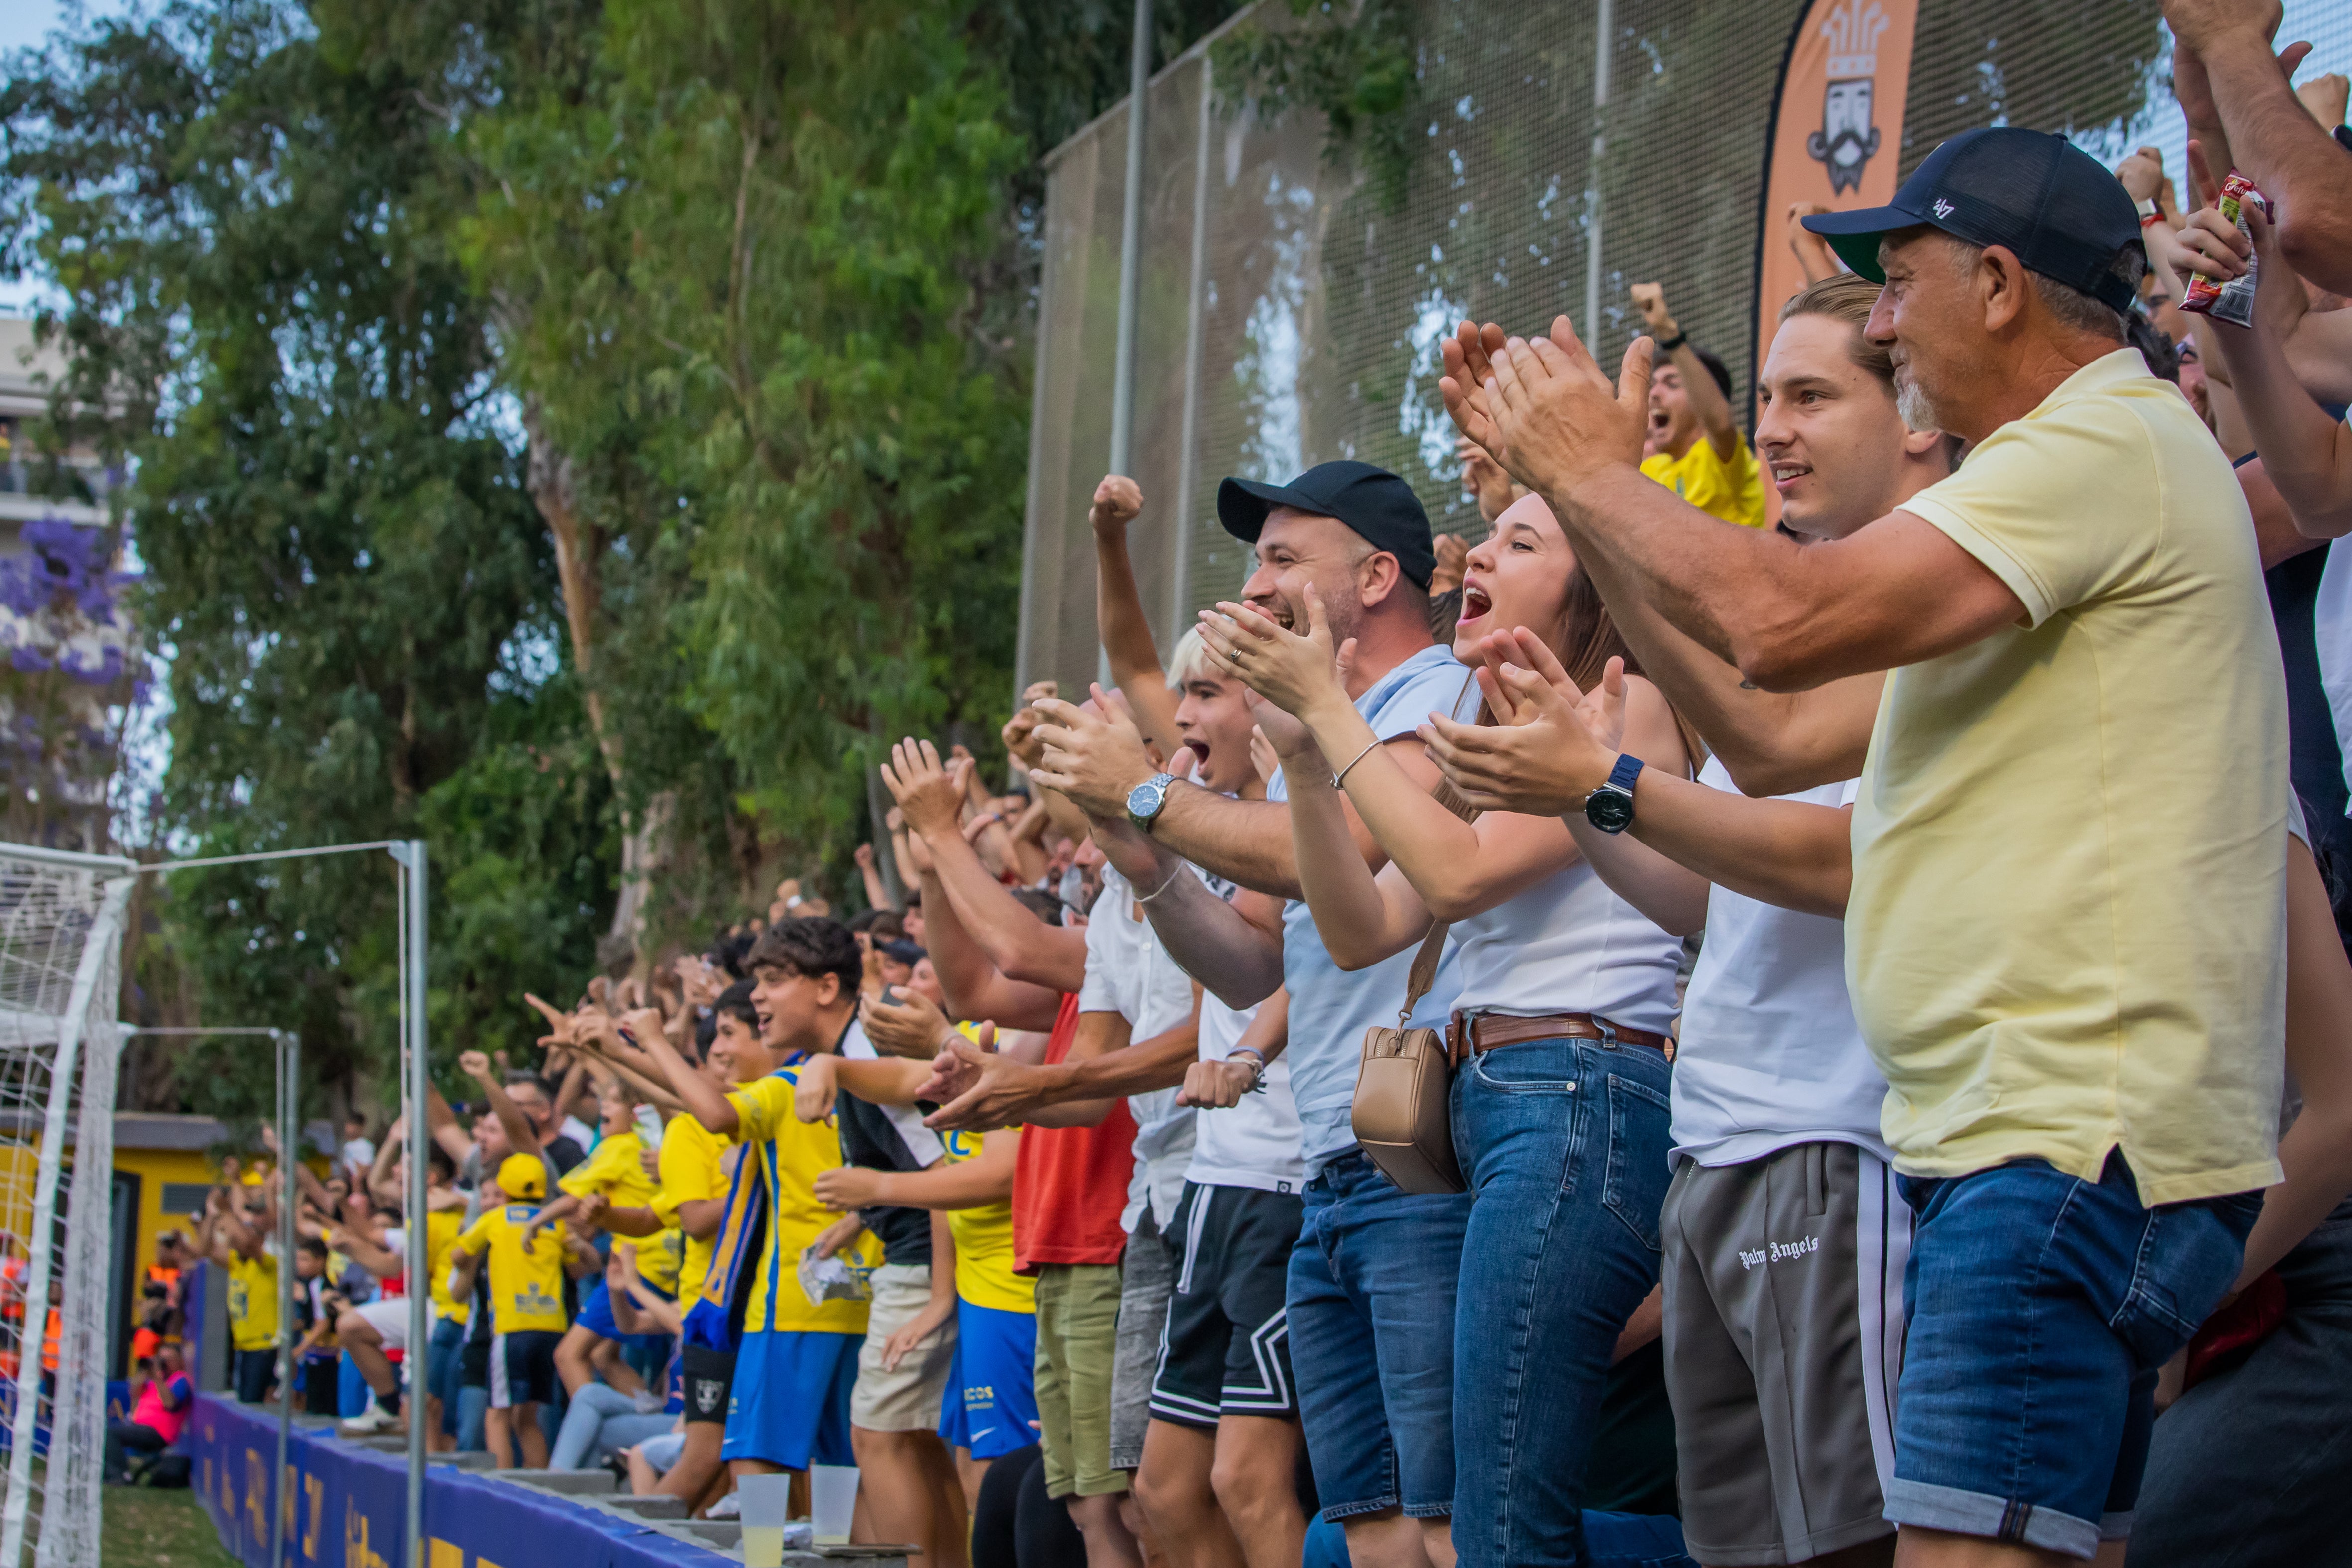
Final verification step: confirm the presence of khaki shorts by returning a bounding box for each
[1033,1262,1126,1498]
[852,1263,957,1432]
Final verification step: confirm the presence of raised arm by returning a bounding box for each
[2167,5,2352,295]
[1200,588,1584,925]
[1427,639,1846,918]
[2185,177,2352,540]
[1088,475,1184,757]
[1630,282,1738,457]
[816,1129,1018,1214]
[1443,319,2022,694]
[459,1050,544,1164]
[631,1025,738,1140]
[884,739,1087,995]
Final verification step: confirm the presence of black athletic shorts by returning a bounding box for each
[681,1342,737,1427]
[1148,1182,1304,1428]
[490,1329,561,1410]
[459,1336,490,1390]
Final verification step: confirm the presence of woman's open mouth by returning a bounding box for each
[1458,582,1493,624]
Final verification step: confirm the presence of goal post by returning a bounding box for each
[0,845,134,1568]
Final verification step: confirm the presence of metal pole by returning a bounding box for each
[272,1032,296,1568]
[1583,0,1614,340]
[399,842,429,1567]
[1107,0,1153,478]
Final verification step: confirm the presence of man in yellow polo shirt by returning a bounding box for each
[1631,281,1766,528]
[1440,128,2284,1565]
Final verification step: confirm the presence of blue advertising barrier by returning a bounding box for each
[188,1394,728,1568]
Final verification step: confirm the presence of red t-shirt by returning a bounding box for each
[1012,993,1137,1272]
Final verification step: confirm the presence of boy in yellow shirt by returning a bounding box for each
[526,1074,668,1398]
[641,920,879,1481]
[198,1173,280,1405]
[448,1154,599,1468]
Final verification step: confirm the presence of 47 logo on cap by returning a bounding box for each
[1933,198,1955,220]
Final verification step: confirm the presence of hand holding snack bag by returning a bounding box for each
[2180,169,2266,329]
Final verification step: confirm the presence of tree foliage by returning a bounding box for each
[0,0,1244,1118]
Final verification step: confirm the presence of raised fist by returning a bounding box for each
[1088,475,1144,534]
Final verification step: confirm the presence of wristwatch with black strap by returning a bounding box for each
[1583,754,1644,835]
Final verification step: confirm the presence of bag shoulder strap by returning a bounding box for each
[1394,671,1482,1027]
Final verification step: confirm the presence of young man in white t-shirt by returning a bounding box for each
[1469,276,1951,1568]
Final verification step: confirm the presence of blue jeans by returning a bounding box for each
[1889,1152,2261,1561]
[426,1317,465,1437]
[456,1385,489,1452]
[1287,1149,1473,1521]
[1303,1510,1695,1568]
[550,1380,671,1470]
[1448,1034,1674,1568]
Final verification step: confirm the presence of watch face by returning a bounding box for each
[1585,787,1635,835]
[1126,779,1165,819]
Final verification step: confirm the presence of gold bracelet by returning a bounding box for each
[1331,739,1382,790]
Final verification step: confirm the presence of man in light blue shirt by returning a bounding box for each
[1028,461,1471,1568]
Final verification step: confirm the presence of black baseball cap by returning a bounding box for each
[1801,128,2143,315]
[1217,460,1436,590]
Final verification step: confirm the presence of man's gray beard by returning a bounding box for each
[1896,378,1941,436]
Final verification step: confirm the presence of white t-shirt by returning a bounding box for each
[1078,864,1199,1233]
[1183,991,1305,1194]
[341,1138,376,1178]
[1671,759,1889,1167]
[1268,643,1469,1171]
[2313,533,2352,812]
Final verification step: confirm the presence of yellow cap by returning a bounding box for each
[496,1154,546,1201]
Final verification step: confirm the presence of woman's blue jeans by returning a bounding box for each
[1448,1033,1675,1568]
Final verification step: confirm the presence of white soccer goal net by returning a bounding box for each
[0,847,133,1568]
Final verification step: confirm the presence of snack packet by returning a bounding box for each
[796,1244,871,1305]
[2180,171,2266,327]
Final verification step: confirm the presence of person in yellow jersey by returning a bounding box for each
[520,1068,668,1399]
[198,1171,281,1404]
[1630,280,1767,528]
[646,983,761,1513]
[448,1153,600,1468]
[642,919,881,1482]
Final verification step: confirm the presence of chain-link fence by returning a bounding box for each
[1017,0,2352,697]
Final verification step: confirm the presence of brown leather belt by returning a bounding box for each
[1445,1011,1675,1065]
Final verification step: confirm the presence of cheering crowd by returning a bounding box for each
[136,5,2352,1566]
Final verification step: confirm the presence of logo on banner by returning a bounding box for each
[1806,0,1891,193]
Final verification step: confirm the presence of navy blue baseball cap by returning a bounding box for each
[1217,461,1437,590]
[1801,127,2144,315]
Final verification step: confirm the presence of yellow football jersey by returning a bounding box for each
[940,1130,1032,1314]
[455,1205,571,1334]
[226,1250,279,1351]
[727,1066,877,1335]
[424,1209,469,1327]
[653,1114,731,1307]
[559,1130,660,1211]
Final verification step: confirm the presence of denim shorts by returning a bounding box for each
[1287,1149,1472,1520]
[1887,1151,2260,1561]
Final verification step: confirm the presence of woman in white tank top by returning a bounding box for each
[1199,492,1689,1568]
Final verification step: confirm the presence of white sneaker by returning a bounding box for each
[706,1493,740,1519]
[630,1389,664,1414]
[339,1407,401,1436]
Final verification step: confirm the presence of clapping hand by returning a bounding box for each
[1196,585,1353,726]
[1029,690,1157,820]
[862,987,954,1059]
[880,740,970,841]
[1440,316,1652,503]
[1418,628,1625,817]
